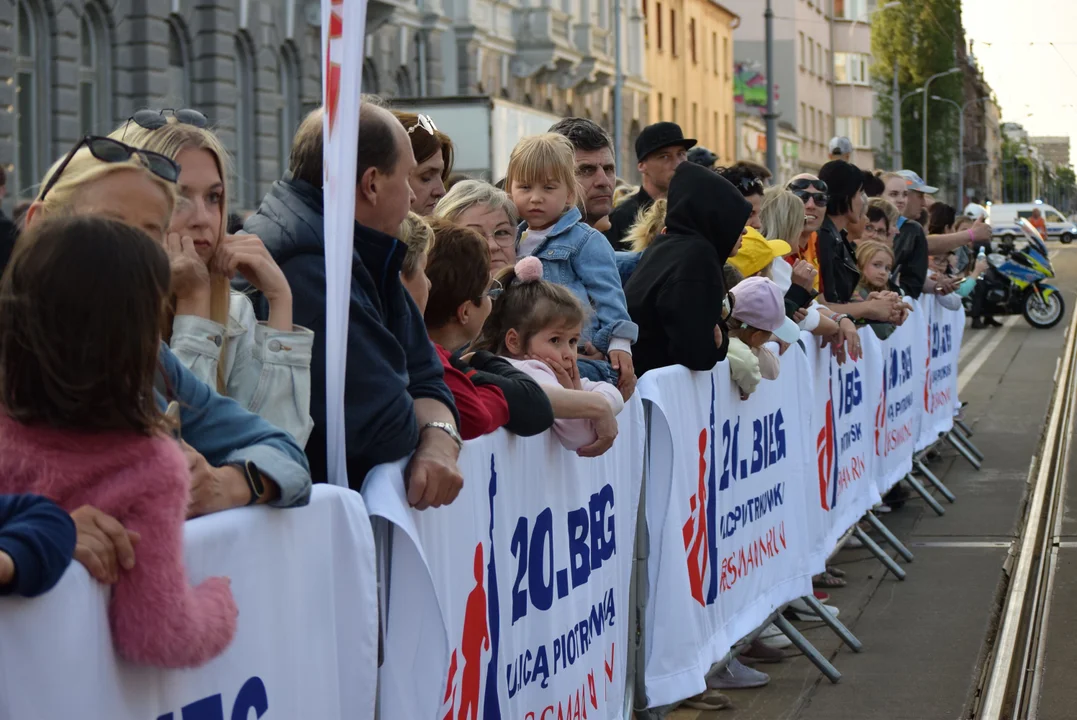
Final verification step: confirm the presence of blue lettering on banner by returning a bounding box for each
[837,366,863,418]
[887,393,914,422]
[506,587,616,698]
[931,365,952,383]
[931,322,952,358]
[719,482,785,539]
[155,676,267,720]
[887,347,914,390]
[510,486,616,624]
[719,409,787,489]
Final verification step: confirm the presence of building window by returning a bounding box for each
[362,58,379,94]
[835,116,871,147]
[723,36,729,79]
[671,9,677,56]
[14,0,48,198]
[833,0,866,20]
[692,102,698,136]
[800,103,806,136]
[808,38,814,74]
[643,0,648,44]
[810,106,816,142]
[817,45,822,76]
[817,109,824,142]
[656,2,663,51]
[79,7,111,136]
[672,97,678,124]
[833,52,870,85]
[799,32,805,67]
[167,18,191,106]
[713,111,718,148]
[689,18,696,63]
[725,113,732,157]
[234,34,257,209]
[657,92,663,120]
[279,44,301,176]
[712,32,718,74]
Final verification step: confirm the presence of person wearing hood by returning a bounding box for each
[624,163,751,375]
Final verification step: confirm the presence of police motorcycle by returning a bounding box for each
[962,205,1064,329]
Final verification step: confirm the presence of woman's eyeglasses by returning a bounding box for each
[39,136,181,202]
[407,114,438,137]
[487,278,504,299]
[121,108,209,141]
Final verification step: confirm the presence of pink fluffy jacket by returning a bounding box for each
[0,414,237,668]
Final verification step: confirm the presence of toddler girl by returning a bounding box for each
[726,277,801,400]
[506,133,638,400]
[853,241,898,339]
[474,257,623,455]
[0,216,237,667]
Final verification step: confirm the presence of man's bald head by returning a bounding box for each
[288,97,404,187]
[790,172,819,183]
[787,173,827,235]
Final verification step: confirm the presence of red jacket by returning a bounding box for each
[435,344,510,440]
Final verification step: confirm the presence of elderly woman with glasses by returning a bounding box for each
[393,111,455,216]
[106,110,314,448]
[434,179,520,276]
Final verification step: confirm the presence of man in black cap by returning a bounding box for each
[604,121,695,249]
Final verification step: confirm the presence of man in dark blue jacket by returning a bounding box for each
[245,102,463,508]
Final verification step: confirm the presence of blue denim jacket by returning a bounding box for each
[518,207,639,354]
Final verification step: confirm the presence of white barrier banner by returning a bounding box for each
[365,398,646,720]
[801,329,884,567]
[0,487,378,720]
[873,301,928,494]
[638,358,812,708]
[917,296,963,450]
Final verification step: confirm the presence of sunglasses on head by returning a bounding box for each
[733,176,765,196]
[121,108,209,141]
[788,178,828,193]
[407,114,438,136]
[39,136,180,202]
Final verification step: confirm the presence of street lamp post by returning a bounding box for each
[765,0,777,178]
[930,95,993,204]
[921,67,961,180]
[929,95,962,203]
[613,0,624,173]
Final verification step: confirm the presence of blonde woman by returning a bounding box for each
[760,188,808,292]
[110,112,313,445]
[434,179,519,275]
[626,198,667,253]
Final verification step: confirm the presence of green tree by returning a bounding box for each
[871,0,965,183]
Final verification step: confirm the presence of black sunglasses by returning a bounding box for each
[39,136,181,202]
[792,189,830,206]
[121,108,209,141]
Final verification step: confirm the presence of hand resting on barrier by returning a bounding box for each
[71,505,140,585]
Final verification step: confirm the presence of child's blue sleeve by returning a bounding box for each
[0,494,77,597]
[574,229,640,354]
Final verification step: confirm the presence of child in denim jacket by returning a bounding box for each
[506,133,639,400]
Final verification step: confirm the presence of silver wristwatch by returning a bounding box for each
[422,421,463,450]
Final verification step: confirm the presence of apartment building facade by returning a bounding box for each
[1030,137,1071,170]
[0,0,651,207]
[642,0,738,162]
[830,0,875,169]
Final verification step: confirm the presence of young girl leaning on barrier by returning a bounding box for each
[472,257,623,457]
[0,216,238,669]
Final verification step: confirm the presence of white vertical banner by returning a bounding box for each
[322,0,367,486]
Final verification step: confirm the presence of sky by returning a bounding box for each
[962,0,1077,156]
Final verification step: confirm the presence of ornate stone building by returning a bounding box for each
[0,0,650,208]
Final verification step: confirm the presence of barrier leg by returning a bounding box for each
[951,422,984,460]
[629,462,649,717]
[955,417,974,437]
[914,458,958,503]
[772,615,842,683]
[799,594,863,652]
[945,430,983,470]
[903,472,947,516]
[852,525,907,581]
[863,512,915,562]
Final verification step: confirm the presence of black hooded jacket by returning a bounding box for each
[624,163,752,375]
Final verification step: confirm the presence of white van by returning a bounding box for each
[987,203,1077,244]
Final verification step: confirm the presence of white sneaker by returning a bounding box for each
[757,623,794,649]
[785,598,840,621]
[843,534,865,548]
[873,503,893,513]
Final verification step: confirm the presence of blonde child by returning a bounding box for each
[506,133,638,400]
[473,257,623,456]
[725,277,801,400]
[853,241,898,339]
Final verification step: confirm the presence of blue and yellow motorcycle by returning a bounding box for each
[976,218,1064,329]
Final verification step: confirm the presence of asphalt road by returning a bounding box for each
[663,243,1077,720]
